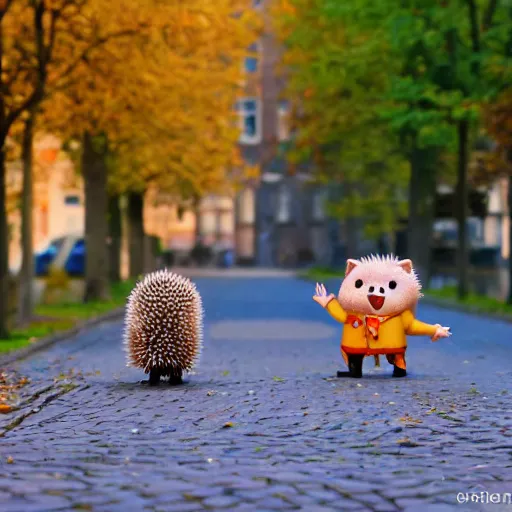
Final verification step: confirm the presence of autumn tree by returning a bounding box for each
[472,91,512,302]
[43,0,259,291]
[0,1,67,333]
[0,0,153,327]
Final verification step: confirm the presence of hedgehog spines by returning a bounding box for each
[123,268,204,385]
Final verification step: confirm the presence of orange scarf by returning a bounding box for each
[346,314,392,341]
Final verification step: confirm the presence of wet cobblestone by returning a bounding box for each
[0,276,511,511]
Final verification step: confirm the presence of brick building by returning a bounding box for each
[231,0,333,267]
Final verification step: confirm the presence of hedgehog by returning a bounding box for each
[123,269,203,386]
[313,254,451,378]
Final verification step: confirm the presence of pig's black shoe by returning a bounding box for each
[392,366,407,378]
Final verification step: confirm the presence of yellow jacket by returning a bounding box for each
[325,297,437,355]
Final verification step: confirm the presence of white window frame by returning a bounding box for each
[236,97,262,145]
[276,185,291,224]
[312,189,327,221]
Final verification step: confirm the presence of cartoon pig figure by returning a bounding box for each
[313,255,451,378]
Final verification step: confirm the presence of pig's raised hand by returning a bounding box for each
[432,324,451,341]
[313,283,335,308]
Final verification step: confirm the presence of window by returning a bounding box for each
[244,43,260,73]
[64,194,80,206]
[276,186,291,223]
[236,98,261,144]
[277,100,290,142]
[312,189,327,221]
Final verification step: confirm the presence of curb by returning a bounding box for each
[297,273,512,325]
[0,307,125,367]
[420,296,512,324]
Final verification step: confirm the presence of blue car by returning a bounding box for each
[64,239,85,276]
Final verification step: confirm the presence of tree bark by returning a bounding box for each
[127,190,145,278]
[82,131,110,302]
[17,108,35,326]
[0,147,9,337]
[456,120,470,299]
[193,196,202,243]
[406,145,438,287]
[108,192,122,283]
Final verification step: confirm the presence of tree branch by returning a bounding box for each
[49,26,148,93]
[466,0,481,76]
[483,0,499,31]
[0,0,14,22]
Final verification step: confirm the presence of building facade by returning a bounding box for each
[229,0,334,267]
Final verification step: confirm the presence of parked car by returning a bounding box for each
[34,235,85,277]
[34,237,66,276]
[64,238,85,276]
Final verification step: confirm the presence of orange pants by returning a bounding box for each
[341,350,406,370]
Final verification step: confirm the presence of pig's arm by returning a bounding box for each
[401,309,451,340]
[325,296,348,323]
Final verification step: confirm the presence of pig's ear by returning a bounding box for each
[397,259,413,274]
[345,259,360,276]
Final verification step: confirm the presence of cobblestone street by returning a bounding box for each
[0,274,511,511]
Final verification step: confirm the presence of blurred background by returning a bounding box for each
[0,0,510,345]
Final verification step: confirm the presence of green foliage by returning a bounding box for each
[274,0,511,246]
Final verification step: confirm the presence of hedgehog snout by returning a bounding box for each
[368,285,386,296]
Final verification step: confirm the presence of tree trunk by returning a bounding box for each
[82,131,110,302]
[17,108,35,327]
[108,192,122,283]
[406,145,438,287]
[193,196,202,243]
[0,147,9,337]
[456,120,470,299]
[127,191,145,278]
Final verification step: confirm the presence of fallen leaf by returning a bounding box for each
[221,371,229,376]
[272,376,284,382]
[400,415,422,424]
[223,422,234,428]
[0,404,12,414]
[6,456,13,464]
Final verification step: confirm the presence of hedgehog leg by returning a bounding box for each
[149,369,161,386]
[168,367,183,386]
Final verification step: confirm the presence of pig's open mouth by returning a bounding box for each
[368,294,385,310]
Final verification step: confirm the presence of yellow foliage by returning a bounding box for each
[35,0,262,199]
